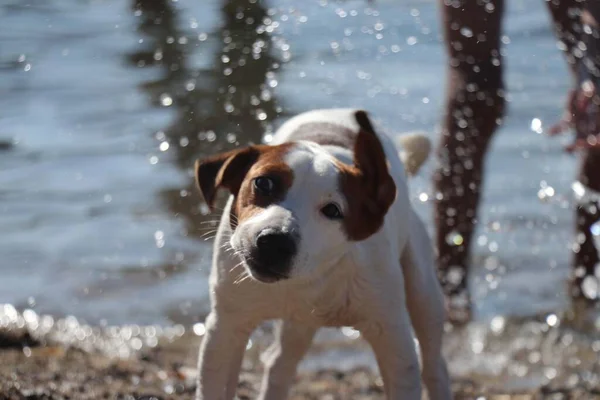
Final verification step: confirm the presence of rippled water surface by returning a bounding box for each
[0,0,595,331]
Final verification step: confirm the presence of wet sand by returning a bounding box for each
[1,337,597,400]
[1,307,600,400]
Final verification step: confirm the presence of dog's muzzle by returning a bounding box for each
[246,229,297,283]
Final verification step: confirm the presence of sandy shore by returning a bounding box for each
[1,323,599,400]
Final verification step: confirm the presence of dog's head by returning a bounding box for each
[194,112,396,283]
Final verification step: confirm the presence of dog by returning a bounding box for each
[193,109,451,400]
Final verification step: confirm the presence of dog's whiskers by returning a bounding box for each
[234,272,253,285]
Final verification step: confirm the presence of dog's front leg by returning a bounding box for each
[196,312,254,400]
[401,209,452,400]
[362,316,422,400]
[258,320,316,400]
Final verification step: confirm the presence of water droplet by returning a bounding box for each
[179,137,189,147]
[582,276,599,299]
[159,142,169,152]
[530,118,543,134]
[227,133,236,143]
[160,94,173,107]
[24,64,31,72]
[418,192,429,202]
[186,80,196,91]
[104,194,112,203]
[198,33,208,41]
[200,203,210,215]
[224,102,234,113]
[149,156,158,165]
[545,367,557,380]
[246,339,253,350]
[406,36,417,46]
[477,235,488,247]
[341,326,360,339]
[256,110,267,121]
[537,181,555,202]
[471,340,484,354]
[546,314,559,327]
[193,323,206,336]
[591,222,600,236]
[260,89,272,102]
[460,27,473,38]
[446,266,465,285]
[445,231,464,246]
[490,316,505,333]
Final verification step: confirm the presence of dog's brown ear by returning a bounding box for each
[339,111,397,241]
[353,110,397,214]
[195,146,262,210]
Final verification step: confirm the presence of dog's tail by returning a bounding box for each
[396,133,432,177]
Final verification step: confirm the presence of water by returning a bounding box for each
[0,0,585,323]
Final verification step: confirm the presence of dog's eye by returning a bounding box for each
[321,203,343,220]
[254,176,275,195]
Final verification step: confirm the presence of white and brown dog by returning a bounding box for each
[194,109,451,400]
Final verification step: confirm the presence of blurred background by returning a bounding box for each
[0,0,584,330]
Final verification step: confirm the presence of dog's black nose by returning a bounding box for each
[255,230,297,263]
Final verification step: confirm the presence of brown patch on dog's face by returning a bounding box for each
[194,143,295,224]
[336,111,397,241]
[232,145,295,224]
